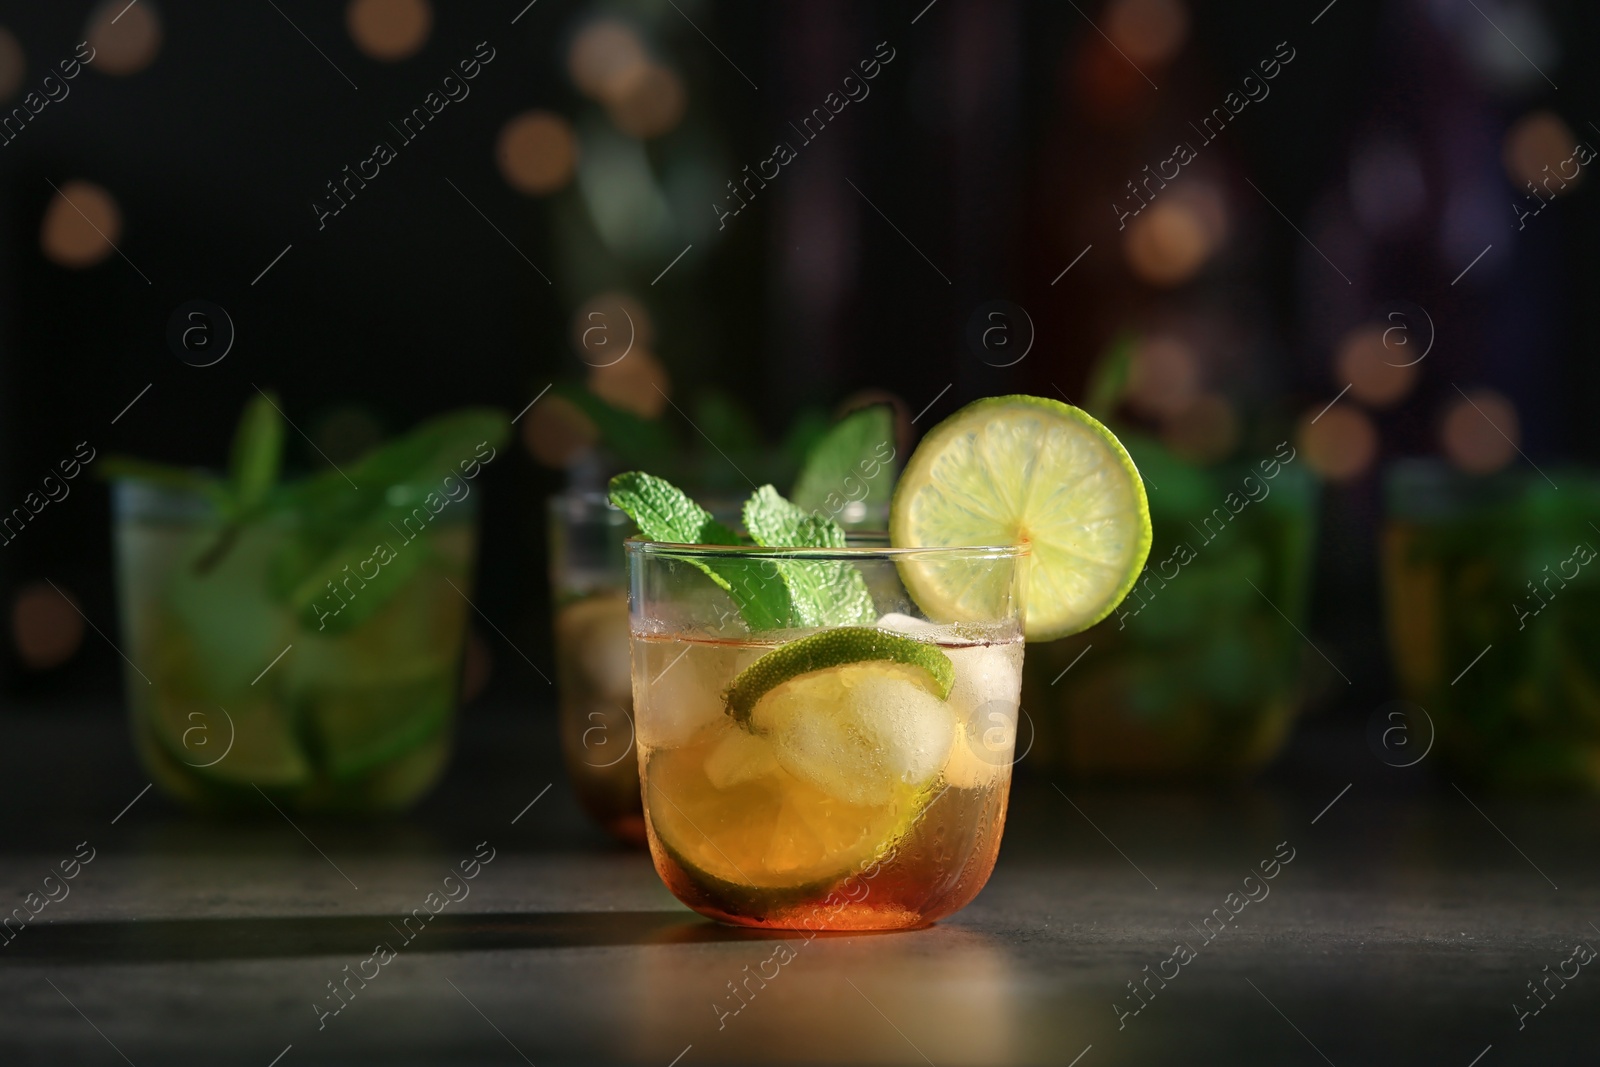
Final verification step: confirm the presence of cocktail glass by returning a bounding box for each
[113,480,476,812]
[548,490,644,844]
[627,536,1027,931]
[1383,460,1600,789]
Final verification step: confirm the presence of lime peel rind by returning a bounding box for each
[724,627,954,723]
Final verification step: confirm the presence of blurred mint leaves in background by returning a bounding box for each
[102,394,510,632]
[554,381,898,507]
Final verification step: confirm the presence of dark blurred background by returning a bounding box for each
[1,0,1596,769]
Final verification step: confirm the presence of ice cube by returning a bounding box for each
[751,662,955,807]
[573,599,633,699]
[876,612,942,636]
[942,643,1024,788]
[635,639,752,750]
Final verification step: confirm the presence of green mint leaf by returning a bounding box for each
[281,521,434,636]
[790,404,898,523]
[742,484,875,627]
[341,408,509,495]
[268,408,511,630]
[230,391,286,514]
[607,471,796,631]
[743,484,844,549]
[607,470,741,545]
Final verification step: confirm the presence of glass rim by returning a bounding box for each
[550,488,619,504]
[626,533,1028,562]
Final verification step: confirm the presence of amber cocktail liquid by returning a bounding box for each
[549,492,645,844]
[555,591,644,843]
[628,540,1027,931]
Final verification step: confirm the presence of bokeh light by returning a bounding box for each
[523,394,598,468]
[0,26,24,102]
[1502,111,1580,195]
[1297,404,1377,482]
[346,0,432,62]
[1336,325,1418,408]
[1442,388,1519,475]
[588,349,670,418]
[1124,199,1212,286]
[497,110,578,196]
[571,291,653,366]
[1126,334,1200,417]
[1463,5,1557,92]
[1104,0,1189,68]
[40,180,123,268]
[86,0,162,76]
[1160,392,1237,465]
[606,64,687,139]
[12,581,84,671]
[568,18,648,103]
[1184,179,1230,247]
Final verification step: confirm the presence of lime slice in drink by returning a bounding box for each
[145,627,312,790]
[890,395,1152,641]
[724,627,954,722]
[291,565,466,783]
[726,627,956,805]
[647,726,932,906]
[305,670,454,781]
[648,630,957,902]
[148,693,313,790]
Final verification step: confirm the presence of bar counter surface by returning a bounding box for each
[2,707,1594,1065]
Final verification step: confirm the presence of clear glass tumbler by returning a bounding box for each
[113,480,477,813]
[548,491,644,843]
[628,536,1028,931]
[1383,460,1600,789]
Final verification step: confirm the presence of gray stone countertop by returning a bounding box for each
[1,709,1595,1065]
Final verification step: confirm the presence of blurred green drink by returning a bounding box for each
[108,398,507,813]
[1025,434,1318,778]
[1383,460,1600,789]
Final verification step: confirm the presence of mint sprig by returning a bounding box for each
[268,408,509,633]
[103,391,289,573]
[101,391,286,526]
[607,473,876,630]
[104,395,510,629]
[742,485,874,627]
[607,471,795,631]
[605,470,741,547]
